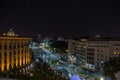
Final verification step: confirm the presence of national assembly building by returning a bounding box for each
[0,29,31,72]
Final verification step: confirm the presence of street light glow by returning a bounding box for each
[100,77,104,80]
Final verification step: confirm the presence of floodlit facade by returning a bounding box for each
[68,37,120,69]
[0,29,31,72]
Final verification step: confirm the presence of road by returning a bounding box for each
[31,47,74,79]
[40,48,84,80]
[31,47,109,80]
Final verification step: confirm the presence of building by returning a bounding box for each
[0,29,31,72]
[68,37,120,70]
[68,39,77,54]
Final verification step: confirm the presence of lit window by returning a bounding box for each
[114,52,116,55]
[117,52,119,55]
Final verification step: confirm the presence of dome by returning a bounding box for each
[7,28,15,36]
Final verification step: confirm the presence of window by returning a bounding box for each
[4,52,7,58]
[97,62,99,66]
[25,43,27,47]
[9,42,12,49]
[14,51,16,55]
[87,48,94,52]
[101,54,104,57]
[18,51,20,55]
[116,48,118,50]
[105,55,107,59]
[0,53,1,58]
[97,58,99,61]
[97,49,100,52]
[9,52,12,56]
[101,58,104,61]
[18,44,20,48]
[4,65,7,71]
[0,58,1,63]
[101,50,104,53]
[4,43,7,49]
[18,56,19,61]
[14,45,16,49]
[117,52,119,55]
[14,57,16,62]
[9,52,12,59]
[97,53,99,57]
[9,45,12,49]
[113,52,117,55]
[21,43,24,48]
[21,50,23,54]
[0,43,2,50]
[87,52,94,56]
[4,59,7,64]
[10,58,12,63]
[25,50,26,53]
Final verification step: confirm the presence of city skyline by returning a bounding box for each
[1,0,120,37]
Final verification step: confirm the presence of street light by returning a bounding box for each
[100,77,104,80]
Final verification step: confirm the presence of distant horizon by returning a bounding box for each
[1,29,120,38]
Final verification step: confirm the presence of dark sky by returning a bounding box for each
[0,0,120,37]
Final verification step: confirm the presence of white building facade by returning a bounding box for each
[68,38,120,70]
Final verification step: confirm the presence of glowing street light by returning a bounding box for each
[100,77,104,80]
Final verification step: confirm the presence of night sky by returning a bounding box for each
[0,0,120,37]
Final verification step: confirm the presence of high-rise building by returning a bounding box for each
[0,29,31,72]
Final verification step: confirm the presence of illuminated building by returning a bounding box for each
[0,29,31,72]
[68,37,120,69]
[68,39,77,54]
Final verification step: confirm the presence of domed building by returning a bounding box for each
[7,28,16,36]
[0,29,31,72]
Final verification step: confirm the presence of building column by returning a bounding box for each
[20,42,22,66]
[7,42,10,70]
[1,42,4,71]
[16,41,18,67]
[12,41,14,68]
[25,49,27,64]
[23,48,25,65]
[16,50,18,67]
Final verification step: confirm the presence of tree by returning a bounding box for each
[50,40,68,53]
[103,57,120,80]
